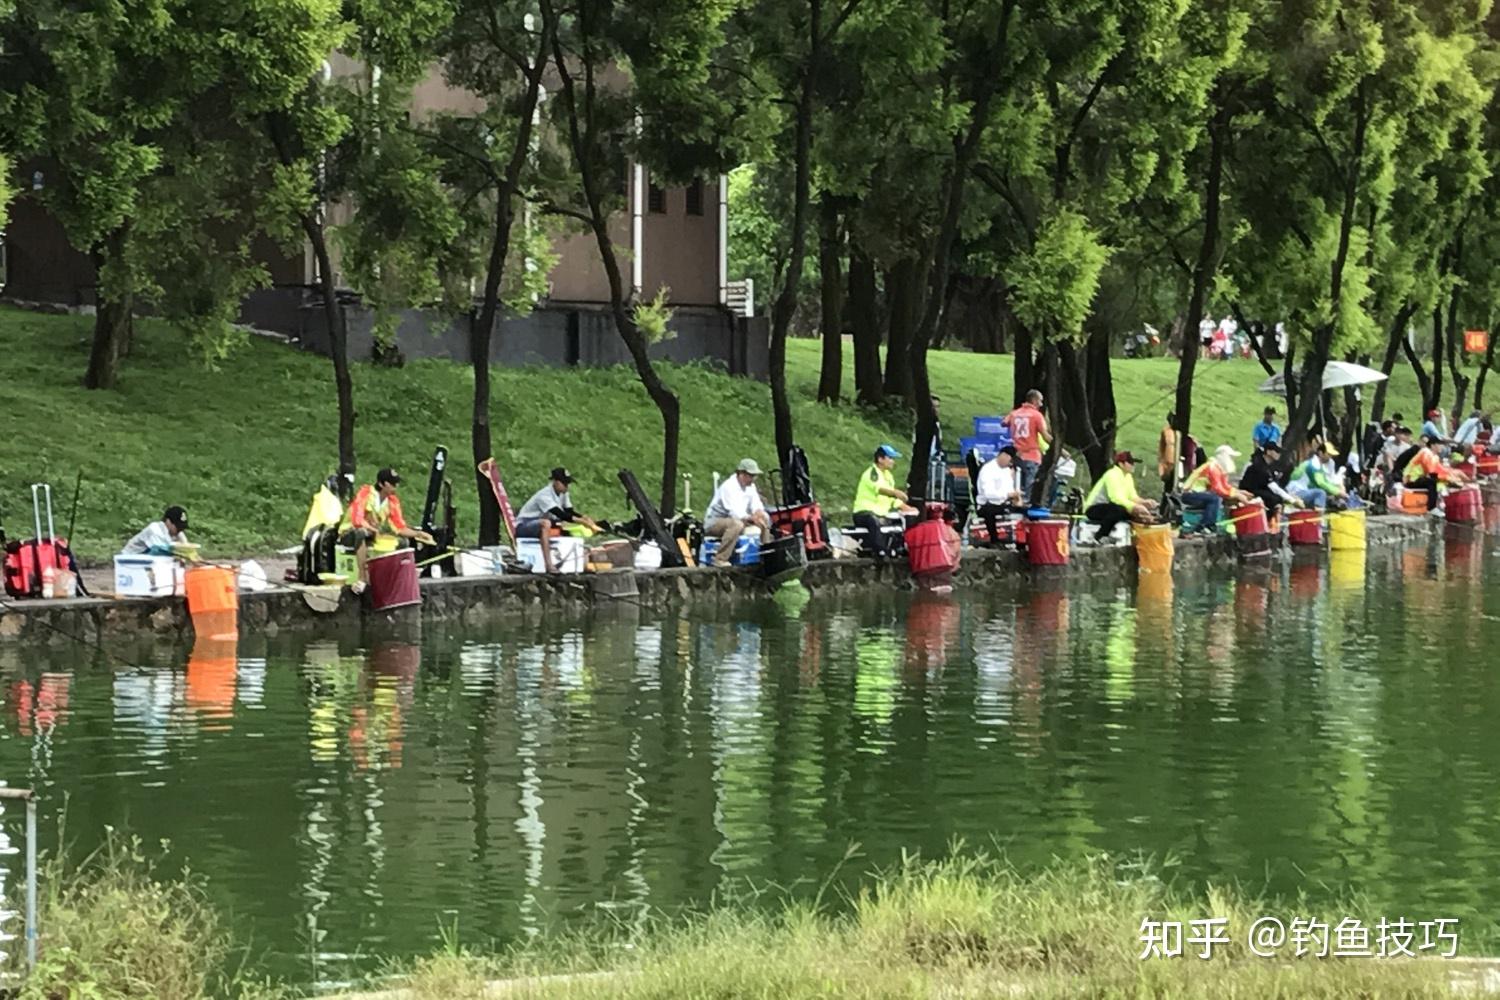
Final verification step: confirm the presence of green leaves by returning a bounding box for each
[1009,209,1112,343]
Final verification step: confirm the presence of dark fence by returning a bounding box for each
[240,289,770,380]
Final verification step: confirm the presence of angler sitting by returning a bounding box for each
[339,468,434,592]
[123,505,190,555]
[852,444,918,557]
[1082,451,1157,542]
[516,467,603,572]
[1403,436,1467,513]
[974,446,1024,547]
[1237,441,1299,520]
[704,458,772,566]
[1181,445,1254,533]
[1288,442,1350,510]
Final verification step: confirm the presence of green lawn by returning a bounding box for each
[0,306,1430,560]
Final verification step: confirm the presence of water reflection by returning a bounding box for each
[0,542,1495,984]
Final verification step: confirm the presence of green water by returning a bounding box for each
[1,538,1496,987]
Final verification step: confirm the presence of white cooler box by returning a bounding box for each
[114,555,184,597]
[515,537,585,574]
[457,546,510,577]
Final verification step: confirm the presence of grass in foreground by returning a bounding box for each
[2,305,1430,560]
[16,840,1467,998]
[385,853,1456,1000]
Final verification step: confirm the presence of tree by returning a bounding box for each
[541,0,737,515]
[413,0,556,546]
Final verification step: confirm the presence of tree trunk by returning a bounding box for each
[306,218,357,478]
[1084,326,1116,476]
[1401,327,1434,413]
[908,0,1019,498]
[768,0,822,467]
[549,17,680,515]
[84,295,133,391]
[1175,102,1226,438]
[816,196,844,403]
[1370,303,1416,424]
[469,196,516,547]
[882,258,919,402]
[848,249,883,404]
[1029,343,1065,506]
[1012,316,1034,408]
[83,227,135,391]
[1430,305,1445,411]
[469,30,548,546]
[1444,283,1468,428]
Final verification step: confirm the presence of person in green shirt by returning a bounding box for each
[852,444,916,556]
[1083,451,1158,541]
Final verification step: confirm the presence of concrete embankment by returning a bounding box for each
[0,513,1452,648]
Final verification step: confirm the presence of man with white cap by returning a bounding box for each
[704,458,772,566]
[1181,444,1253,534]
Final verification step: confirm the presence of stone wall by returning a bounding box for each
[0,515,1447,649]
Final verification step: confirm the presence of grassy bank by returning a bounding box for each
[381,854,1459,999]
[3,306,1425,560]
[19,841,1464,999]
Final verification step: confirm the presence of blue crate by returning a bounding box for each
[959,436,1000,463]
[699,535,761,566]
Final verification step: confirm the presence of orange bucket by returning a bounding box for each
[185,566,238,639]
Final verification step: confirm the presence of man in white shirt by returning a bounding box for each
[122,505,189,555]
[974,448,1023,547]
[703,458,771,566]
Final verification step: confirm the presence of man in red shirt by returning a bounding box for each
[1003,389,1051,500]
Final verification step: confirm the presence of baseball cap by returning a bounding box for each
[876,444,902,459]
[736,458,763,476]
[376,467,402,487]
[550,466,575,484]
[1114,450,1138,464]
[1320,442,1339,457]
[163,505,189,529]
[1427,408,1440,419]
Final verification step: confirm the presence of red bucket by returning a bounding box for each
[1026,519,1070,566]
[1288,509,1323,546]
[905,519,961,577]
[368,549,421,611]
[1478,453,1500,476]
[1445,484,1483,525]
[1230,499,1268,537]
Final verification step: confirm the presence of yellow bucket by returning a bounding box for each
[1329,549,1366,590]
[1329,509,1367,552]
[1133,523,1175,575]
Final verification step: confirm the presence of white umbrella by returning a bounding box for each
[1257,361,1388,396]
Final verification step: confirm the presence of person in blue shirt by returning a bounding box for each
[1421,408,1452,456]
[1251,406,1282,452]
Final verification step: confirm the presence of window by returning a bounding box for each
[647,178,666,214]
[686,178,705,216]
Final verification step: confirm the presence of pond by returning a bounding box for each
[0,534,1494,987]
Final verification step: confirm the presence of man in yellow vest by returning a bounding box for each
[1083,451,1157,543]
[852,444,917,557]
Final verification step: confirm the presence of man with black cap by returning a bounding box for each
[340,467,434,591]
[123,505,191,555]
[1238,440,1299,520]
[517,467,603,573]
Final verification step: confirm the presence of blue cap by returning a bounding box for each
[877,443,902,459]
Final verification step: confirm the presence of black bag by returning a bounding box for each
[759,533,807,585]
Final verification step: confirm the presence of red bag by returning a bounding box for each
[3,484,71,599]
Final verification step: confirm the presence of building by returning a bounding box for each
[0,58,766,377]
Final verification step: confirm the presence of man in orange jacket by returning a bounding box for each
[339,468,434,592]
